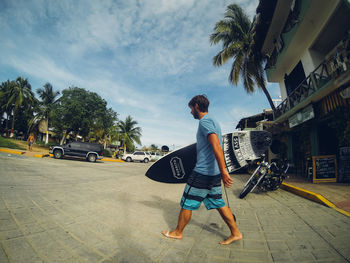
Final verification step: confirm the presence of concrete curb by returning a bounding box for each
[0,148,25,155]
[281,182,350,218]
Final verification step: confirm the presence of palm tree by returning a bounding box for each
[5,77,36,137]
[210,4,276,111]
[118,116,142,154]
[0,80,14,136]
[106,125,120,147]
[150,144,159,152]
[36,83,60,144]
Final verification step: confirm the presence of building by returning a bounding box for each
[255,0,350,181]
[37,119,56,143]
[235,109,274,131]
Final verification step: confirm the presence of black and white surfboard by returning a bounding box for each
[145,130,272,184]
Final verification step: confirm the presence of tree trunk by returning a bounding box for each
[45,117,49,144]
[60,132,67,145]
[10,109,15,138]
[261,83,276,111]
[5,112,9,137]
[45,131,49,144]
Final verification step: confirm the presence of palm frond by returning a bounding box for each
[212,51,224,67]
[210,20,232,45]
[221,42,242,64]
[229,52,244,85]
[240,56,255,93]
[225,4,251,33]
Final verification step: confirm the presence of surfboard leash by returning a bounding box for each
[224,186,230,208]
[223,186,237,222]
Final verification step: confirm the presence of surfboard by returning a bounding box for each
[145,130,271,184]
[223,130,272,173]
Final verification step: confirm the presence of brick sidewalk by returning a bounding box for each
[0,153,349,262]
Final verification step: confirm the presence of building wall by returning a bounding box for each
[266,0,340,82]
[261,0,350,181]
[301,49,324,77]
[279,81,287,101]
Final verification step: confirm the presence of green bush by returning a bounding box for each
[0,136,26,150]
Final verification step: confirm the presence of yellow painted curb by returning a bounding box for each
[333,207,350,218]
[34,154,50,158]
[281,182,350,218]
[0,148,25,155]
[48,155,123,162]
[101,158,125,163]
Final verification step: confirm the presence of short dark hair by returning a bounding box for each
[188,95,209,112]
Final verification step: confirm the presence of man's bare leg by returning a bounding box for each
[162,208,192,239]
[217,206,242,245]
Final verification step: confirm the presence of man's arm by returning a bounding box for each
[208,133,234,188]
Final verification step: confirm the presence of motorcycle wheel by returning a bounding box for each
[269,177,284,191]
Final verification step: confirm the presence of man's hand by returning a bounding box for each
[221,171,233,188]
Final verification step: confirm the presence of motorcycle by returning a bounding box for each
[239,155,289,199]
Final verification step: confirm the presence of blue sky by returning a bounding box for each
[0,0,280,149]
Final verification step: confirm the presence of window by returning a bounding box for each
[284,61,306,96]
[70,142,80,148]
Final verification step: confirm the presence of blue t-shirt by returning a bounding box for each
[193,114,222,176]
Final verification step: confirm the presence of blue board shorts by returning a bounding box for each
[180,171,225,210]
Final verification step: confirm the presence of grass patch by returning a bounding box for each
[34,140,57,148]
[0,136,26,150]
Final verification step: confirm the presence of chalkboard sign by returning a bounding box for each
[312,155,337,183]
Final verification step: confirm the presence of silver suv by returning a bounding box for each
[122,151,151,163]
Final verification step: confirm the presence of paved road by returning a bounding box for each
[0,152,349,263]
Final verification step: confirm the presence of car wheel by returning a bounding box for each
[126,157,132,162]
[143,158,149,163]
[53,149,63,159]
[88,154,97,162]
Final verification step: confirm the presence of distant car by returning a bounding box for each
[122,151,151,163]
[150,152,162,161]
[49,141,103,162]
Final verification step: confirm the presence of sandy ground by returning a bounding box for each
[13,140,50,154]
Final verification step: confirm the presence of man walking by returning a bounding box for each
[27,133,34,152]
[162,95,242,245]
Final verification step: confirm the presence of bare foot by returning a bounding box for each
[161,230,182,240]
[219,233,242,245]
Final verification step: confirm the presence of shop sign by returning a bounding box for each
[288,105,314,128]
[111,141,121,146]
[312,155,337,183]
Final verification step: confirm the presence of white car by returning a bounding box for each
[122,151,151,163]
[150,152,162,161]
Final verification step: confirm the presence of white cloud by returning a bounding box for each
[0,0,268,148]
[7,55,81,90]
